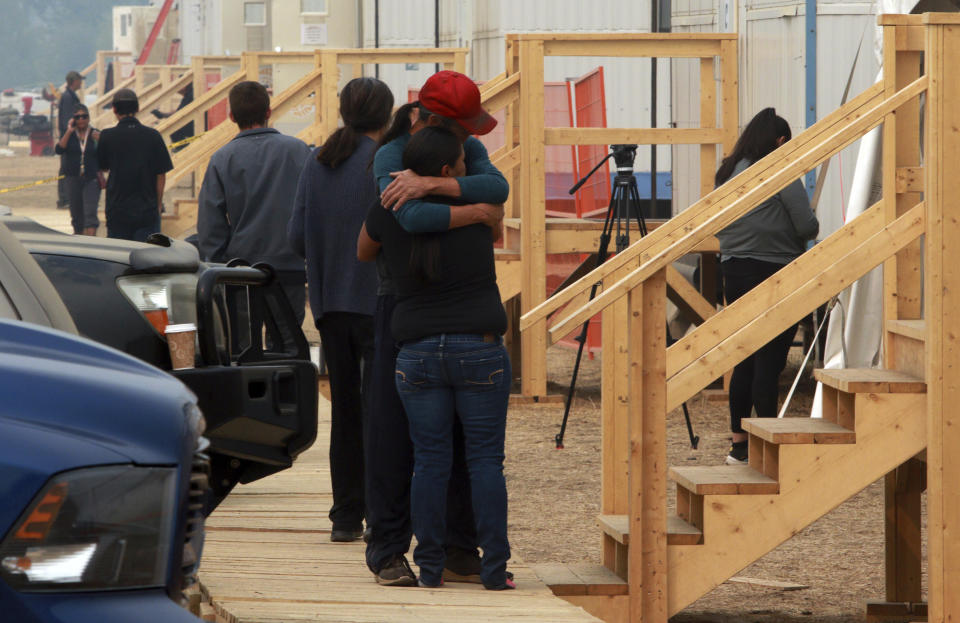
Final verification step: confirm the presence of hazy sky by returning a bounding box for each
[0,0,150,90]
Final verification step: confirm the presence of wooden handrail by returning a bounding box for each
[519,80,887,331]
[270,67,324,119]
[544,75,927,343]
[167,67,326,189]
[136,70,193,123]
[665,203,923,411]
[480,73,520,115]
[156,69,246,139]
[92,75,137,111]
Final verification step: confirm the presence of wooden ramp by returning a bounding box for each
[198,399,601,623]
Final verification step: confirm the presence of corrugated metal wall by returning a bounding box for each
[362,0,673,175]
[671,0,878,233]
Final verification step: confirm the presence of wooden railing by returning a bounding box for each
[515,14,960,622]
[508,33,739,398]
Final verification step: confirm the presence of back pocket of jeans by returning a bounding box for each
[395,357,427,392]
[460,356,505,388]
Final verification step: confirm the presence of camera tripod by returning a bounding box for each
[555,145,699,450]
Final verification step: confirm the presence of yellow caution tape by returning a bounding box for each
[0,132,206,197]
[168,132,207,150]
[0,175,65,195]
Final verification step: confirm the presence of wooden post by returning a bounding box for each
[719,38,739,156]
[134,66,145,94]
[883,458,923,602]
[191,56,205,105]
[601,265,633,577]
[878,20,925,608]
[242,52,260,82]
[314,50,324,132]
[699,56,716,200]
[96,51,107,101]
[519,38,548,398]
[627,267,668,623]
[319,50,340,145]
[923,14,960,623]
[454,50,467,74]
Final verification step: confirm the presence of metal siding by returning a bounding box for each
[668,0,879,234]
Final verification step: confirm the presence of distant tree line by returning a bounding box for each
[0,0,149,90]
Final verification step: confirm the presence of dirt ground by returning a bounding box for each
[2,148,916,622]
[505,343,924,623]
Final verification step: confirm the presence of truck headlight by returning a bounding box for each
[0,466,176,591]
[116,274,199,337]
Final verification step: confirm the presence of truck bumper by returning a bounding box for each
[2,587,201,623]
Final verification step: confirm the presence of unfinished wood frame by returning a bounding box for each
[514,32,738,398]
[923,14,960,623]
[515,16,959,623]
[159,47,468,237]
[877,14,926,612]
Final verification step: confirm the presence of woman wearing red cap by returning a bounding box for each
[360,126,512,590]
[360,71,513,589]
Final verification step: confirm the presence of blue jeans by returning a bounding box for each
[395,334,511,586]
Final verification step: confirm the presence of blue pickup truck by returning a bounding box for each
[0,222,207,622]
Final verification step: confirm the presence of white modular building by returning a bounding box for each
[671,0,880,235]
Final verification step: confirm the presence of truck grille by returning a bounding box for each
[181,446,210,588]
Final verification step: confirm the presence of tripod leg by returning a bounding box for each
[556,188,622,448]
[556,310,594,449]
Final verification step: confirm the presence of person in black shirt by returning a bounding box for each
[55,104,101,235]
[359,127,512,590]
[96,89,174,242]
[57,70,83,210]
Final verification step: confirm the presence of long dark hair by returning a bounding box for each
[317,77,393,168]
[402,127,464,284]
[379,101,419,148]
[715,107,792,186]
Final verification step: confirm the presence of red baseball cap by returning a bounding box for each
[418,71,497,136]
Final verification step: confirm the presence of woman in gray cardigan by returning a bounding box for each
[714,107,819,465]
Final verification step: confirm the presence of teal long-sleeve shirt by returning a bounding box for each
[372,134,509,233]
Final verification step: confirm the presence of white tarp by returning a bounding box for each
[810,0,919,417]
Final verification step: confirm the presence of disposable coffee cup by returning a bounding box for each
[165,323,197,370]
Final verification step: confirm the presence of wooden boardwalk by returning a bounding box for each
[198,399,602,623]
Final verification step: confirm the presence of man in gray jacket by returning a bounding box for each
[198,81,311,323]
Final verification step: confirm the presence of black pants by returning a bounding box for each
[364,294,478,574]
[275,270,306,327]
[318,312,374,531]
[721,258,799,434]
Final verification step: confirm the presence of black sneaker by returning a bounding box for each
[375,555,417,587]
[418,577,444,588]
[442,548,514,584]
[443,547,482,583]
[725,440,748,465]
[330,527,364,542]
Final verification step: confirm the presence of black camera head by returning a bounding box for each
[610,144,638,170]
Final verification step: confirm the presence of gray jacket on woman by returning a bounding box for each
[716,158,820,264]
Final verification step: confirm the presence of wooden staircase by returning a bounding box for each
[519,15,960,622]
[535,369,926,620]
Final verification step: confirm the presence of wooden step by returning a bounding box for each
[814,368,926,394]
[530,563,628,597]
[741,417,856,444]
[669,464,779,495]
[597,514,703,546]
[494,247,520,261]
[886,318,925,341]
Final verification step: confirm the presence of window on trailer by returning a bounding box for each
[244,2,266,26]
[301,0,327,14]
